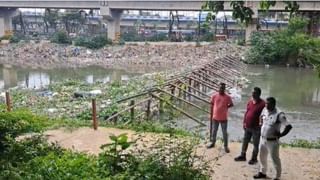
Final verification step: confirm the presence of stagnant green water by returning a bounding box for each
[1,64,319,141]
[0,65,140,89]
[178,65,320,142]
[232,66,320,142]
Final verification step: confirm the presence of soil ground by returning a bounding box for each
[44,127,320,180]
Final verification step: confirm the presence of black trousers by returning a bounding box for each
[241,127,261,160]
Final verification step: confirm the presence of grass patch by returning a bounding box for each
[282,139,320,149]
[109,121,193,137]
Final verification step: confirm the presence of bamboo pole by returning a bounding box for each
[157,88,210,113]
[192,71,219,87]
[105,98,151,122]
[150,93,206,126]
[200,67,234,85]
[188,79,192,100]
[5,91,11,112]
[177,79,211,98]
[169,83,210,104]
[92,99,98,130]
[186,76,218,90]
[130,100,135,121]
[146,99,152,120]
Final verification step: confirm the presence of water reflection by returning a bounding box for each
[0,64,140,90]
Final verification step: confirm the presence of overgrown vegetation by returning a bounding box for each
[245,17,320,71]
[74,36,112,49]
[0,111,209,179]
[50,31,71,44]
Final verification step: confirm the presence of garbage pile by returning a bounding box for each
[0,41,246,71]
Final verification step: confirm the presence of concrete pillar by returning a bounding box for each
[100,6,122,40]
[0,8,18,38]
[107,11,121,40]
[3,64,18,89]
[245,2,258,44]
[245,22,256,44]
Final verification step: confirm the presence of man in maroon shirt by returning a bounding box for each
[234,87,265,164]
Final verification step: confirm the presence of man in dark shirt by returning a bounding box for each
[235,87,265,165]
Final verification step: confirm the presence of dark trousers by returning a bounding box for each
[210,120,228,148]
[241,128,261,160]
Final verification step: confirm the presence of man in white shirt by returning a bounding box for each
[253,97,292,180]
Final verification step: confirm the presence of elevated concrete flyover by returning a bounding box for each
[1,1,320,41]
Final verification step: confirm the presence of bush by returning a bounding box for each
[51,31,71,44]
[0,109,48,152]
[0,34,12,41]
[74,36,112,49]
[1,133,209,180]
[246,17,320,68]
[200,32,214,42]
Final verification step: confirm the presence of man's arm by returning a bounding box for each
[243,101,250,128]
[277,113,293,137]
[228,96,234,108]
[280,124,293,137]
[210,95,215,120]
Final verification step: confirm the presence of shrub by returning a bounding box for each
[200,32,214,42]
[51,31,71,44]
[1,133,209,180]
[246,17,320,68]
[74,36,112,49]
[0,34,12,41]
[0,110,48,152]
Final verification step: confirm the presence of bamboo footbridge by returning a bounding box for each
[100,55,246,128]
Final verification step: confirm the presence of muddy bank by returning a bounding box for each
[0,41,245,71]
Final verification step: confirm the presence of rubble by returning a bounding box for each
[0,41,246,72]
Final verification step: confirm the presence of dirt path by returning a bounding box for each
[45,127,320,180]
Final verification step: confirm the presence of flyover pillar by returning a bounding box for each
[245,1,258,44]
[100,6,122,41]
[0,8,18,38]
[3,64,18,89]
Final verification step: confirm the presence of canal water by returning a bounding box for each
[0,65,140,90]
[178,65,320,142]
[0,64,319,142]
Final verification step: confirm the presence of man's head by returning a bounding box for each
[219,83,226,94]
[252,87,262,100]
[266,97,276,111]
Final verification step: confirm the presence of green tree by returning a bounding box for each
[43,8,59,33]
[61,10,85,34]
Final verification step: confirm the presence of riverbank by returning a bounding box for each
[0,41,245,71]
[45,127,320,180]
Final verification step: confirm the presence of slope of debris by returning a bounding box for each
[0,41,246,71]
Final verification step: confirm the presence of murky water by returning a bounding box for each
[1,64,319,141]
[0,64,140,90]
[179,65,320,142]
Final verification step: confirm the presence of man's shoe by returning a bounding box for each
[224,147,230,153]
[248,159,258,165]
[253,172,267,179]
[273,178,280,180]
[234,155,246,161]
[206,143,215,149]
